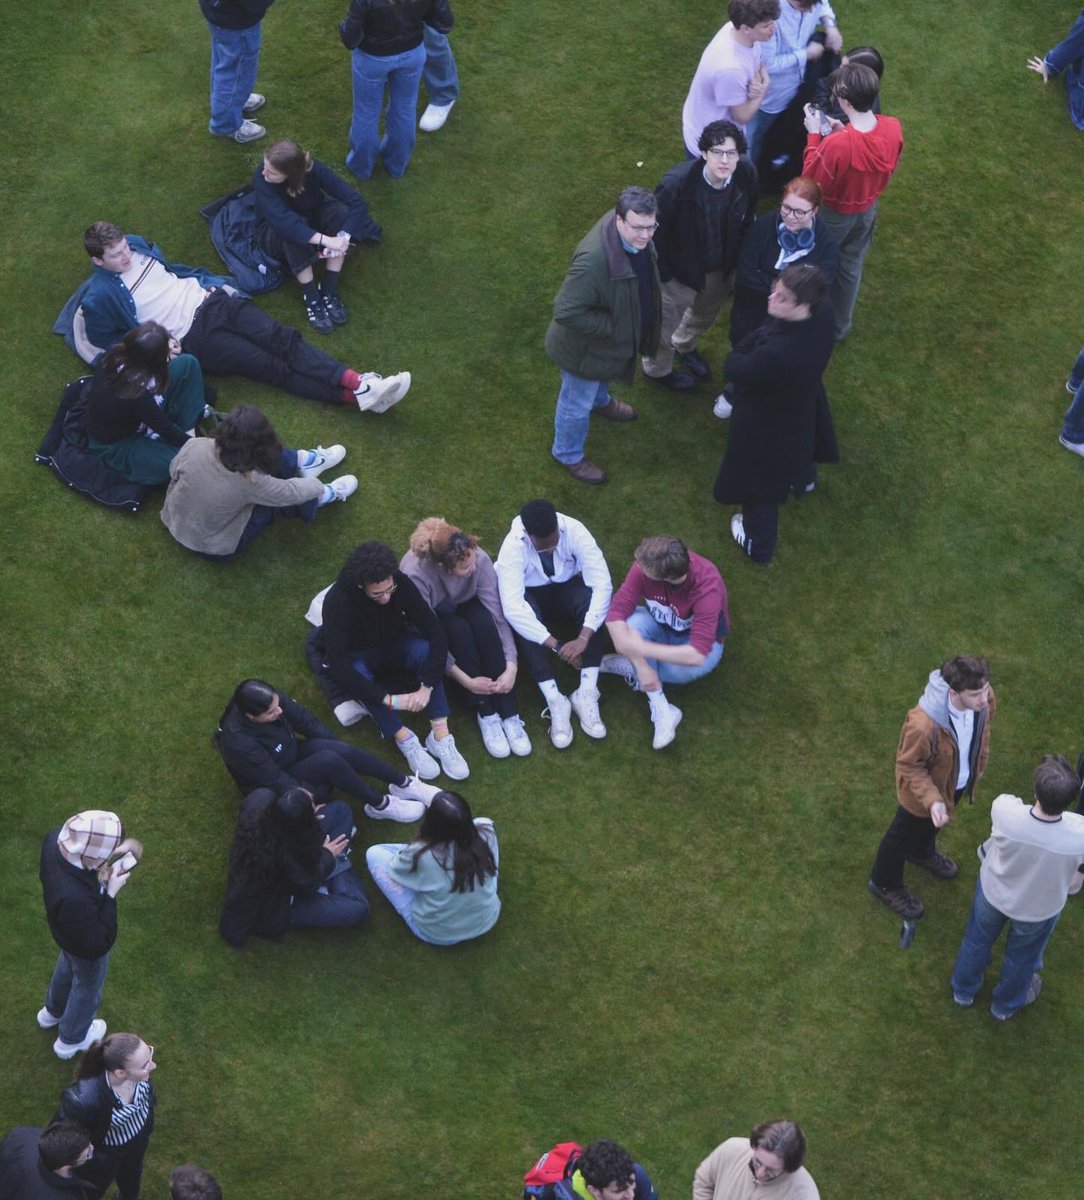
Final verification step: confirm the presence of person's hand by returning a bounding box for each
[930,801,950,829]
[824,26,842,53]
[492,663,517,694]
[462,674,498,696]
[748,63,769,100]
[824,114,845,133]
[324,233,351,256]
[167,337,183,359]
[806,40,825,61]
[106,863,132,898]
[313,802,327,819]
[396,685,432,713]
[803,103,824,134]
[1026,55,1050,82]
[558,635,588,664]
[323,834,350,856]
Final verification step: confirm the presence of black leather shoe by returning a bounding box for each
[650,370,698,392]
[677,349,711,378]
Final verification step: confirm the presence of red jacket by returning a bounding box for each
[802,116,903,214]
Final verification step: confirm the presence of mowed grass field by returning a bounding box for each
[2,1,1083,1197]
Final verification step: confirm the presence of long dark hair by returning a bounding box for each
[101,321,170,400]
[409,792,496,893]
[231,787,323,886]
[74,1031,143,1081]
[215,405,282,475]
[264,139,313,198]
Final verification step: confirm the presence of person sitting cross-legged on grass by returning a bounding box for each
[314,540,470,782]
[400,517,530,760]
[71,222,409,414]
[214,678,440,823]
[160,404,357,561]
[365,791,499,945]
[494,499,613,751]
[602,535,730,751]
[219,787,369,946]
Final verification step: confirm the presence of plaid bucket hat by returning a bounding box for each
[57,810,123,869]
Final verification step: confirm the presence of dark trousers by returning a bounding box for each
[870,805,938,890]
[203,449,319,562]
[290,738,406,806]
[259,198,350,275]
[290,798,370,928]
[437,597,519,718]
[742,503,780,564]
[350,636,451,739]
[181,290,347,404]
[77,1118,152,1200]
[519,576,605,682]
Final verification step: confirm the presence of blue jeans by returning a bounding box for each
[365,843,443,943]
[552,371,611,464]
[289,799,370,929]
[351,635,451,738]
[422,27,459,106]
[1046,9,1084,131]
[625,609,724,684]
[207,21,261,135]
[347,43,427,179]
[743,107,781,167]
[44,949,109,1044]
[1062,344,1084,440]
[203,449,320,562]
[950,877,1059,1017]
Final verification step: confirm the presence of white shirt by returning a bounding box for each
[495,513,612,645]
[121,253,208,340]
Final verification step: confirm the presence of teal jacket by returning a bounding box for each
[545,211,661,384]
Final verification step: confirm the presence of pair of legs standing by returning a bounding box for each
[347,44,427,180]
[817,203,878,341]
[641,272,730,381]
[42,949,108,1047]
[206,20,263,138]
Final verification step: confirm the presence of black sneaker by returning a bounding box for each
[868,879,925,919]
[906,850,959,879]
[320,286,348,325]
[677,348,711,378]
[304,297,333,335]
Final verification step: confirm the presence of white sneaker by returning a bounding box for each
[425,731,470,780]
[353,371,412,413]
[651,703,683,750]
[389,775,442,806]
[299,444,346,478]
[419,101,455,132]
[319,475,358,505]
[570,686,607,739]
[397,733,439,780]
[54,1018,107,1060]
[713,393,733,419]
[501,715,532,757]
[731,512,752,556]
[365,794,425,823]
[1059,433,1084,458]
[600,652,640,690]
[232,119,266,144]
[543,694,573,749]
[243,92,266,114]
[333,699,368,726]
[37,1007,61,1029]
[477,713,511,759]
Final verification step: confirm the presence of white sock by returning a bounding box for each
[647,689,669,719]
[580,667,599,692]
[539,679,562,705]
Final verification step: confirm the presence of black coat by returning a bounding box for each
[714,304,837,505]
[55,1076,156,1150]
[0,1128,97,1200]
[217,694,334,795]
[40,832,117,961]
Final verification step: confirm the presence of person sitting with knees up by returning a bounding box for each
[215,678,439,823]
[365,790,499,945]
[253,139,381,336]
[161,404,356,560]
[401,518,530,760]
[219,786,369,946]
[86,321,214,486]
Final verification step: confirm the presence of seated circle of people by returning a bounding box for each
[39,811,143,1060]
[253,138,380,336]
[713,263,838,564]
[84,322,215,486]
[365,790,500,945]
[641,119,758,394]
[54,1033,157,1200]
[219,786,370,946]
[170,1164,223,1200]
[400,517,531,760]
[160,404,357,560]
[693,1120,819,1200]
[602,535,730,750]
[214,678,440,823]
[67,222,410,413]
[494,499,613,749]
[0,1121,96,1200]
[309,539,470,781]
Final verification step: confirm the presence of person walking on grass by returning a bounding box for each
[201,0,273,144]
[951,754,1084,1020]
[868,656,995,921]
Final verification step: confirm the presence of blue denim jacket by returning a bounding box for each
[1045,8,1084,130]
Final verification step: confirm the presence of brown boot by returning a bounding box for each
[555,457,608,485]
[596,398,637,421]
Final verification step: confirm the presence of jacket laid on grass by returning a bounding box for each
[40,830,117,961]
[217,694,335,794]
[545,211,661,384]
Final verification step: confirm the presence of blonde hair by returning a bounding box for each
[409,518,479,569]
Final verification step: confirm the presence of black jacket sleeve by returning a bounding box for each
[396,573,448,687]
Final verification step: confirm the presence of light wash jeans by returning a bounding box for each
[44,949,110,1044]
[366,844,442,943]
[625,609,724,684]
[422,28,459,106]
[207,21,261,135]
[347,43,427,179]
[552,371,611,464]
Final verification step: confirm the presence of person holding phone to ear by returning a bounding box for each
[38,812,143,1060]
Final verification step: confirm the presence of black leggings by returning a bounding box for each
[290,739,406,807]
[438,597,518,718]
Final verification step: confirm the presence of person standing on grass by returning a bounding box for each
[800,61,902,341]
[868,656,995,922]
[601,535,729,751]
[641,120,758,394]
[200,0,274,144]
[0,1122,96,1200]
[38,812,142,1061]
[418,26,458,131]
[694,1121,819,1200]
[950,754,1084,1020]
[1027,10,1084,131]
[545,186,661,486]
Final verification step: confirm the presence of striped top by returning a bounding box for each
[105,1079,153,1146]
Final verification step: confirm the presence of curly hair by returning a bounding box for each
[408,517,479,569]
[84,220,125,258]
[341,540,399,587]
[579,1140,636,1191]
[214,405,283,475]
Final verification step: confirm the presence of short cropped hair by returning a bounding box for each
[729,0,781,28]
[84,221,125,258]
[634,535,690,581]
[341,541,400,588]
[750,1120,807,1173]
[38,1123,92,1172]
[170,1164,223,1200]
[579,1140,636,1191]
[616,186,657,220]
[777,263,828,309]
[940,655,989,693]
[699,119,747,155]
[831,62,880,112]
[520,499,558,539]
[1033,754,1081,815]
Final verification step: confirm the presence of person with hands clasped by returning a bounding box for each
[38,812,143,1060]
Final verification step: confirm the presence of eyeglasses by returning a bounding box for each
[707,147,740,159]
[365,582,398,599]
[749,1155,784,1182]
[780,204,815,219]
[619,217,658,235]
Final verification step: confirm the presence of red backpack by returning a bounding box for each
[523,1141,583,1199]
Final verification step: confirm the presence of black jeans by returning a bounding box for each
[518,576,605,682]
[182,290,347,404]
[290,738,406,807]
[741,503,779,564]
[438,597,519,718]
[870,805,938,890]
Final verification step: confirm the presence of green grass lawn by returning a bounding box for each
[3,1,1083,1196]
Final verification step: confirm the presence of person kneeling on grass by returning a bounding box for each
[215,678,439,823]
[602,535,730,751]
[219,786,370,946]
[161,404,356,561]
[254,139,381,336]
[365,791,499,945]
